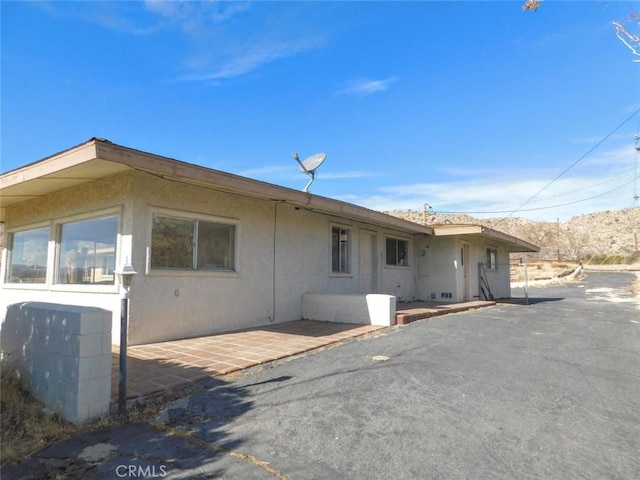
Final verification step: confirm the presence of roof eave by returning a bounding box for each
[1,139,434,235]
[432,224,539,253]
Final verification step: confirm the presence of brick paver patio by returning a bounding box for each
[110,301,495,408]
[111,320,384,405]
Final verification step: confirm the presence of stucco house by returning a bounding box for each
[0,138,538,346]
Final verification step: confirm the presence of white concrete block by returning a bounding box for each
[79,355,112,381]
[366,294,396,326]
[78,333,105,358]
[78,377,103,405]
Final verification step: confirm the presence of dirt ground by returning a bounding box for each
[511,261,640,285]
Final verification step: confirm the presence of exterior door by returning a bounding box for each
[360,232,377,293]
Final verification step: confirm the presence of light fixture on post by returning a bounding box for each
[115,259,136,416]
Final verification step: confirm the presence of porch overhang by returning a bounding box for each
[432,224,539,253]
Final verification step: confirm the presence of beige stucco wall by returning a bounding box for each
[0,174,133,344]
[1,170,515,347]
[3,171,419,345]
[414,235,511,302]
[124,172,419,344]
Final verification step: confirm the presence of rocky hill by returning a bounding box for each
[384,207,640,262]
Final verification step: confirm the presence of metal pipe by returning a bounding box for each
[119,296,128,415]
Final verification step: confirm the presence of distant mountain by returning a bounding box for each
[384,207,640,262]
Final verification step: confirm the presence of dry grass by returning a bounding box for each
[510,261,581,283]
[0,370,78,465]
[0,368,188,466]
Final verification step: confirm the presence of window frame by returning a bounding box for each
[55,213,120,286]
[486,247,498,270]
[147,208,239,278]
[330,224,352,276]
[385,236,411,267]
[3,222,53,288]
[2,208,122,293]
[52,209,122,293]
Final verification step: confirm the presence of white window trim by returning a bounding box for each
[2,220,53,289]
[3,207,122,294]
[146,207,240,278]
[329,223,353,278]
[486,246,499,271]
[52,207,122,293]
[384,235,411,268]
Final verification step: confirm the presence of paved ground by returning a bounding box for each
[3,272,639,479]
[110,321,384,403]
[111,301,491,404]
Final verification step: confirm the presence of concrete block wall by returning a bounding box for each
[302,293,396,326]
[1,302,112,424]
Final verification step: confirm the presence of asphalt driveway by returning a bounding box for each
[3,272,639,479]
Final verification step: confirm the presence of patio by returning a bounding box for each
[110,300,496,409]
[110,320,384,407]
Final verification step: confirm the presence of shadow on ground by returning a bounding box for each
[1,360,255,480]
[498,296,565,305]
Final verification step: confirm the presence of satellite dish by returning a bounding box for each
[293,151,327,193]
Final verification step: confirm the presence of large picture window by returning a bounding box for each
[6,227,50,283]
[331,226,351,274]
[56,215,118,284]
[151,215,235,271]
[386,237,409,266]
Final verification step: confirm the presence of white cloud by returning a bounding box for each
[237,165,292,178]
[42,1,324,82]
[143,0,249,34]
[337,168,638,222]
[320,171,380,180]
[338,76,399,96]
[237,164,379,183]
[179,37,324,82]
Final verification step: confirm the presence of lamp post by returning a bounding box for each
[116,260,136,416]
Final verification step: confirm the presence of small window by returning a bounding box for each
[386,237,409,266]
[331,226,351,274]
[6,227,50,283]
[487,248,498,270]
[151,215,235,271]
[57,215,118,284]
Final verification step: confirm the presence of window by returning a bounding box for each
[331,226,351,273]
[6,227,50,283]
[487,248,498,270]
[151,215,235,271]
[57,215,118,284]
[386,237,409,266]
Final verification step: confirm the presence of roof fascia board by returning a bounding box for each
[0,138,432,235]
[433,224,539,252]
[95,140,433,235]
[433,225,483,236]
[1,141,99,190]
[481,226,539,252]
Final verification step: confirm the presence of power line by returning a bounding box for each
[435,177,636,215]
[494,107,640,225]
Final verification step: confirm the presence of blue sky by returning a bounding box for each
[2,1,639,221]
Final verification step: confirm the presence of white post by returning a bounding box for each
[524,261,529,305]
